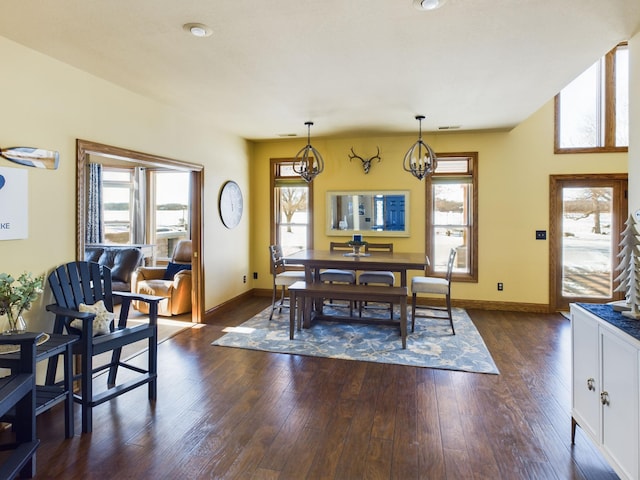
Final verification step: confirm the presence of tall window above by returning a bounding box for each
[425,153,478,282]
[271,159,313,256]
[555,43,628,153]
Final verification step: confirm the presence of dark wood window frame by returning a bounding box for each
[269,158,314,270]
[554,42,629,154]
[425,152,478,283]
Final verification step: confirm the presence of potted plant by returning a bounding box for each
[0,272,44,333]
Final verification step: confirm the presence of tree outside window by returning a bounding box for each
[271,159,313,257]
[425,154,478,282]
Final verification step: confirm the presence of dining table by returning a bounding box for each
[283,249,427,287]
[283,249,428,332]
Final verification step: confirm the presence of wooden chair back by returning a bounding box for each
[329,242,352,251]
[445,248,457,283]
[365,243,393,253]
[269,245,286,275]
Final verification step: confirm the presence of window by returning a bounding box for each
[425,153,478,282]
[555,43,628,153]
[101,167,190,263]
[271,159,313,257]
[150,171,190,262]
[102,168,134,244]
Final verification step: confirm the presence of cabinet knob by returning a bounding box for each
[586,378,595,391]
[600,391,610,406]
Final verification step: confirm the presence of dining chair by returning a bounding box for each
[410,248,456,334]
[319,242,356,314]
[269,245,305,320]
[358,242,395,318]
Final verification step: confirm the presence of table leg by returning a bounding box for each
[298,296,304,331]
[63,343,74,438]
[289,290,297,340]
[400,296,407,349]
[312,267,323,313]
[304,294,313,329]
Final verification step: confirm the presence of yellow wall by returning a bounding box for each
[0,36,251,330]
[251,100,628,308]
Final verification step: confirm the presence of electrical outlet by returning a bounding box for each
[253,272,258,280]
[243,275,247,284]
[497,282,503,291]
[535,230,546,240]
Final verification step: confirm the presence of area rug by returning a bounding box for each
[212,306,499,374]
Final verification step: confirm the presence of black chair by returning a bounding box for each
[45,261,162,433]
[0,332,41,479]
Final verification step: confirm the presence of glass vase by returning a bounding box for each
[4,312,27,334]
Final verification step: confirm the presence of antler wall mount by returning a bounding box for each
[348,147,381,174]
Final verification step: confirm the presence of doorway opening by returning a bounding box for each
[550,174,627,312]
[76,139,204,323]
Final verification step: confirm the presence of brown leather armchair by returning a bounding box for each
[132,239,192,316]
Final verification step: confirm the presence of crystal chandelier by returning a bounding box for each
[403,115,437,180]
[292,122,324,183]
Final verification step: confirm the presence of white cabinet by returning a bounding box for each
[571,304,640,480]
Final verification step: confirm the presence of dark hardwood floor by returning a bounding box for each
[24,297,619,479]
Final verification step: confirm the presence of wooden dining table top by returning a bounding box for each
[284,249,428,287]
[284,249,427,270]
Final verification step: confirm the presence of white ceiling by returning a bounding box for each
[1,0,638,140]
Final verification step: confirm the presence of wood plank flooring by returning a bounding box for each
[23,297,620,479]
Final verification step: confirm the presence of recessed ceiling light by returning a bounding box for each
[183,23,213,38]
[413,0,448,11]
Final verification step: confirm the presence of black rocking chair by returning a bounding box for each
[45,261,162,433]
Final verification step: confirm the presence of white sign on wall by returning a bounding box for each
[0,167,28,240]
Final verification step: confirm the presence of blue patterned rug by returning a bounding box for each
[212,306,499,374]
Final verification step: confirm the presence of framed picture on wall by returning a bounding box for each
[0,167,28,240]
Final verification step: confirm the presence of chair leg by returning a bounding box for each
[411,293,417,332]
[107,347,122,387]
[81,344,93,433]
[446,293,455,335]
[278,286,286,314]
[269,283,278,320]
[148,322,158,400]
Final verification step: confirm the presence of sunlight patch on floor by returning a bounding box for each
[222,326,256,334]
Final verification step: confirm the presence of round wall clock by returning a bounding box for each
[219,180,243,229]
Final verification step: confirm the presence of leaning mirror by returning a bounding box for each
[326,190,410,237]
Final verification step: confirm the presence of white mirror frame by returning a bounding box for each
[326,190,410,237]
